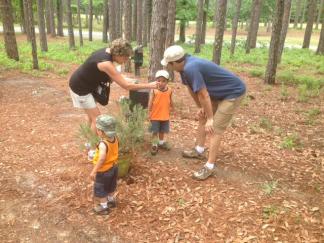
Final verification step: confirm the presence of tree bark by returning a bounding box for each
[194,0,205,53]
[294,0,302,28]
[45,0,51,34]
[147,0,152,42]
[300,0,307,29]
[0,0,19,60]
[37,0,48,52]
[230,0,241,56]
[246,0,262,53]
[124,0,132,72]
[265,0,284,84]
[89,0,93,41]
[316,2,324,54]
[26,0,39,69]
[302,0,317,49]
[165,0,176,48]
[316,0,324,30]
[23,0,31,41]
[49,0,56,37]
[132,0,137,41]
[143,0,149,46]
[179,19,186,43]
[136,0,143,45]
[201,0,209,44]
[19,0,26,33]
[278,0,292,63]
[109,0,117,41]
[56,0,64,36]
[213,0,227,65]
[66,0,75,49]
[148,0,168,81]
[116,0,122,38]
[103,0,109,43]
[77,0,83,46]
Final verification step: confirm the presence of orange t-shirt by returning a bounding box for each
[92,137,118,172]
[150,88,172,121]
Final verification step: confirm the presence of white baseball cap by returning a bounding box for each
[155,70,170,79]
[161,45,185,66]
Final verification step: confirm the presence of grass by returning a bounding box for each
[280,133,302,150]
[261,180,278,195]
[263,205,279,219]
[304,108,321,125]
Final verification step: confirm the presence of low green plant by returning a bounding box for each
[249,123,261,134]
[263,205,279,219]
[116,98,148,154]
[280,133,301,149]
[280,82,289,101]
[259,117,273,131]
[304,108,321,125]
[249,68,264,78]
[78,123,100,149]
[261,180,278,195]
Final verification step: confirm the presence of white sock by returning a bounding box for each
[205,162,215,170]
[195,145,205,154]
[107,196,115,202]
[100,202,108,208]
[159,140,165,145]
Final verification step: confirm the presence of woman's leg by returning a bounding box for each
[84,106,101,134]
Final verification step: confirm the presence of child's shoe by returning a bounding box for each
[151,144,158,155]
[93,204,109,215]
[158,141,171,150]
[107,199,117,208]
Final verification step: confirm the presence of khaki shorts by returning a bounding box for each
[69,89,97,109]
[212,93,245,134]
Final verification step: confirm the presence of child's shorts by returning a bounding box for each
[94,165,118,198]
[150,120,170,133]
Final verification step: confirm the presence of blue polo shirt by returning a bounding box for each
[180,55,246,100]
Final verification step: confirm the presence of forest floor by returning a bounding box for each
[0,62,323,242]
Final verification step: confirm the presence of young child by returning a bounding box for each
[90,114,119,215]
[148,70,173,155]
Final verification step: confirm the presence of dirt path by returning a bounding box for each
[0,71,323,242]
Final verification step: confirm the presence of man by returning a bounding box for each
[161,45,246,180]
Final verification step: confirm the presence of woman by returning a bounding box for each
[69,38,157,134]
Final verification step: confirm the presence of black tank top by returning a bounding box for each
[69,48,112,95]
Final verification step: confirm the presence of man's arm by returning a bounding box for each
[186,86,201,108]
[196,87,213,120]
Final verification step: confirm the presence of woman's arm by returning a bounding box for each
[148,90,154,113]
[97,61,157,90]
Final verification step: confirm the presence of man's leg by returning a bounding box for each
[84,107,101,134]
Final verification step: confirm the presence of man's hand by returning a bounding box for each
[205,118,214,134]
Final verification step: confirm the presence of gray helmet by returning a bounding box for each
[96,114,116,138]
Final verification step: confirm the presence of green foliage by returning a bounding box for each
[78,123,100,149]
[116,98,148,154]
[261,180,278,195]
[263,205,279,219]
[280,82,289,101]
[259,117,273,131]
[280,133,302,149]
[304,108,321,125]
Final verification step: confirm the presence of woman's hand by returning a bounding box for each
[90,170,96,181]
[147,81,158,89]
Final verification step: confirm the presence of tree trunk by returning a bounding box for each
[124,0,132,72]
[300,0,307,29]
[147,0,152,42]
[116,0,122,38]
[201,0,209,44]
[77,0,83,46]
[294,0,302,28]
[66,0,75,49]
[266,20,272,32]
[179,19,186,43]
[132,0,137,41]
[316,2,324,54]
[103,0,108,43]
[45,0,51,34]
[246,0,262,53]
[278,0,292,63]
[136,0,143,45]
[302,0,317,48]
[230,0,241,56]
[23,0,31,41]
[56,0,64,36]
[194,0,204,53]
[165,0,176,48]
[109,0,117,41]
[143,0,148,46]
[265,0,284,84]
[26,0,39,69]
[0,0,19,60]
[213,0,227,64]
[89,0,93,41]
[19,0,26,33]
[316,0,324,30]
[213,0,218,28]
[49,0,56,37]
[37,0,48,52]
[148,0,168,81]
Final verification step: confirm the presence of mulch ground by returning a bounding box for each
[0,67,323,242]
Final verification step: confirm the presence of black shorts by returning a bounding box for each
[94,165,118,198]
